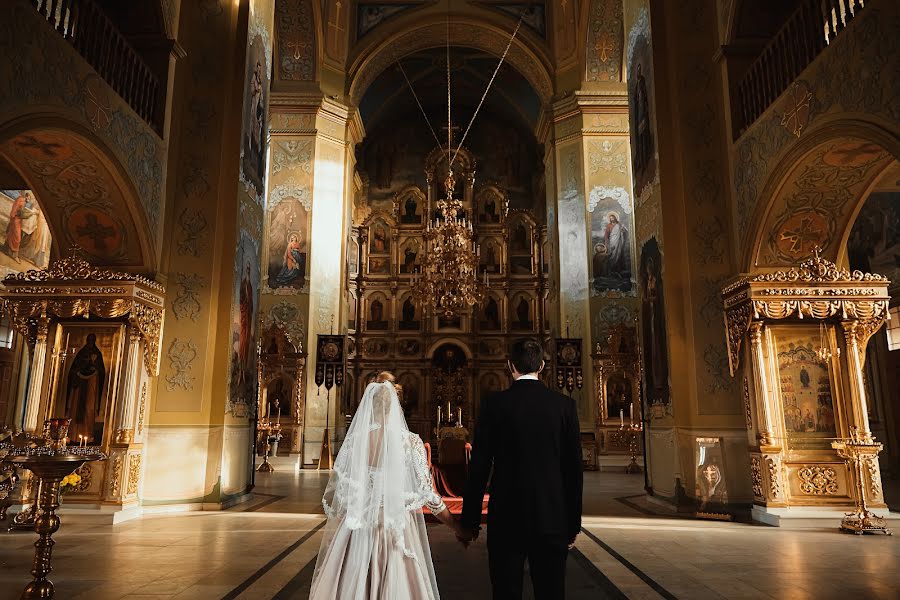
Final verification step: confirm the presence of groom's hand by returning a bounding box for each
[455,526,478,548]
[567,534,578,550]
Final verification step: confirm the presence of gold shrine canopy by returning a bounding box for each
[721,250,891,376]
[0,251,165,375]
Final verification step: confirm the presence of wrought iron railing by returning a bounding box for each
[32,0,163,134]
[734,0,867,137]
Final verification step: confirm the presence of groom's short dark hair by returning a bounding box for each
[510,339,543,374]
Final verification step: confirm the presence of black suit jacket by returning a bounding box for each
[461,379,583,541]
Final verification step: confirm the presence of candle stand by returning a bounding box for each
[617,420,644,474]
[831,428,892,536]
[1,419,106,599]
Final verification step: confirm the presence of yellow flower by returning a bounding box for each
[70,473,81,484]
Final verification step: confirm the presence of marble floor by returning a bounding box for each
[1,465,899,599]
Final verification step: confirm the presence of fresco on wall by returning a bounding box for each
[266,196,309,291]
[639,237,669,406]
[228,232,261,416]
[0,189,51,278]
[626,8,658,202]
[240,21,271,199]
[589,187,634,295]
[848,191,900,297]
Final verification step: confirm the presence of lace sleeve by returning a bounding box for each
[409,434,446,515]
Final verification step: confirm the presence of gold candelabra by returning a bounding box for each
[831,427,892,535]
[256,401,282,473]
[411,170,485,319]
[618,417,643,475]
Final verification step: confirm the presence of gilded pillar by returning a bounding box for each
[114,331,143,444]
[23,313,49,433]
[748,322,775,447]
[842,320,873,440]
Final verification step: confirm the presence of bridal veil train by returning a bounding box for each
[309,379,448,599]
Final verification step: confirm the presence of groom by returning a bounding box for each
[459,339,583,599]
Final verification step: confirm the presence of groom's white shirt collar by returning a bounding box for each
[516,374,539,380]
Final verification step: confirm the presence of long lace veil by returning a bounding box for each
[310,381,439,599]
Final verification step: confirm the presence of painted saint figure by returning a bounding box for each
[604,212,630,278]
[632,62,653,176]
[65,334,106,443]
[4,191,37,263]
[239,263,254,384]
[274,232,306,287]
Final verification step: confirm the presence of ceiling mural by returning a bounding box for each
[0,130,146,268]
[480,2,547,39]
[756,138,894,267]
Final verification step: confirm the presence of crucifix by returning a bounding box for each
[595,33,614,63]
[779,215,823,254]
[75,213,116,252]
[440,123,462,147]
[327,1,345,55]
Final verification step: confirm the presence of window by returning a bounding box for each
[0,315,14,349]
[887,306,900,352]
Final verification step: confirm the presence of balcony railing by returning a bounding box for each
[734,0,867,137]
[32,0,163,134]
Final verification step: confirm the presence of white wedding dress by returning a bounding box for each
[309,381,446,600]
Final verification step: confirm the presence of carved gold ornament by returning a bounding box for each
[110,454,123,497]
[750,456,763,499]
[0,251,165,375]
[127,454,142,496]
[797,465,839,495]
[721,249,890,375]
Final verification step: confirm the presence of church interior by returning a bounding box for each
[0,0,899,598]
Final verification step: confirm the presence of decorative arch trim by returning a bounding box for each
[348,19,553,106]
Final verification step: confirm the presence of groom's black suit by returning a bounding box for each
[461,378,583,600]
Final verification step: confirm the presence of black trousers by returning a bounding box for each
[487,532,569,600]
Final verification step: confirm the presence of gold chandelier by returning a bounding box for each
[410,169,486,319]
[398,3,527,319]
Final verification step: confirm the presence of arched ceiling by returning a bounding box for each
[0,128,151,269]
[752,137,896,268]
[359,46,542,134]
[348,19,553,107]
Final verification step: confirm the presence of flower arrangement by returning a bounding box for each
[60,473,82,495]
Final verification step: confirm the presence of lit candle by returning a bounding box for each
[458,407,462,425]
[619,409,624,428]
[437,406,442,429]
[629,402,633,425]
[447,401,451,421]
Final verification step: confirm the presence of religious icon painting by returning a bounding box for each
[398,190,423,225]
[398,296,420,330]
[480,239,502,274]
[228,231,261,417]
[627,9,659,202]
[604,373,633,421]
[399,239,420,274]
[266,197,309,291]
[50,323,125,447]
[480,295,502,331]
[511,296,533,331]
[508,220,533,276]
[771,325,838,450]
[368,256,390,275]
[0,189,52,277]
[366,296,389,331]
[589,186,634,295]
[369,219,391,254]
[436,313,462,331]
[240,20,270,198]
[639,237,669,406]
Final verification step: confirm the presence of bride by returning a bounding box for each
[309,373,461,599]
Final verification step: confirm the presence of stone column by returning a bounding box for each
[302,98,360,465]
[23,313,49,433]
[545,96,593,423]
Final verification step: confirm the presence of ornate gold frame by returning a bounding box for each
[721,250,890,511]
